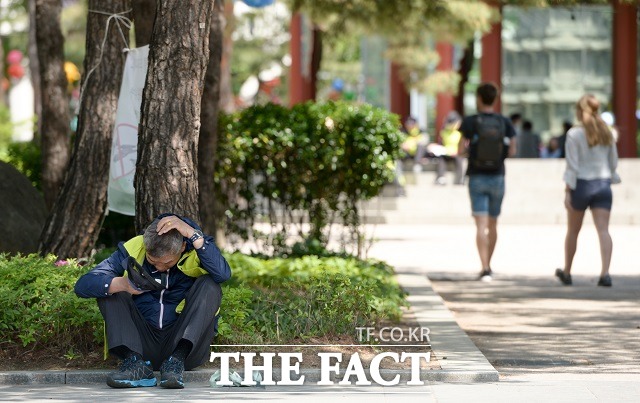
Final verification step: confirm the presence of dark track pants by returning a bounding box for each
[98,276,222,370]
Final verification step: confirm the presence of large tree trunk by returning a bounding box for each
[218,0,234,113]
[198,0,224,236]
[39,1,131,258]
[35,0,70,209]
[28,0,42,137]
[134,0,214,232]
[131,0,156,47]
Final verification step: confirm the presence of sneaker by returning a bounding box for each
[597,274,612,287]
[106,355,156,388]
[160,356,185,389]
[435,177,447,185]
[555,268,572,286]
[478,269,492,282]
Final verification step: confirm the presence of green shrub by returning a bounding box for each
[0,254,102,351]
[1,251,406,353]
[216,101,403,256]
[0,105,13,156]
[4,141,42,190]
[219,252,406,343]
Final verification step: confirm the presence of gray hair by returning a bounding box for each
[143,218,184,257]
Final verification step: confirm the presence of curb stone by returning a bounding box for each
[395,270,499,382]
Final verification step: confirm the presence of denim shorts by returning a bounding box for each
[570,179,612,211]
[468,174,505,217]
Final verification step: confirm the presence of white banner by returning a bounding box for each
[107,46,149,216]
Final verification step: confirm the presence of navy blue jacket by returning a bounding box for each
[75,214,231,329]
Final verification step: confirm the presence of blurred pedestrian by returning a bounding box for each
[541,136,562,158]
[434,111,465,185]
[515,120,541,158]
[459,83,517,281]
[555,94,621,287]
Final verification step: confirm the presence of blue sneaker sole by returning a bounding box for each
[107,378,157,388]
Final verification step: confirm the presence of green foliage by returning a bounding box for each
[216,101,403,255]
[2,140,42,190]
[0,105,13,156]
[0,254,103,351]
[217,252,406,343]
[0,252,406,353]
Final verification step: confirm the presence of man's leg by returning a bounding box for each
[473,215,491,271]
[97,293,158,388]
[159,276,222,388]
[436,157,447,184]
[469,175,492,278]
[487,217,498,264]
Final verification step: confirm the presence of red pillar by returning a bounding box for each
[435,42,456,134]
[612,0,638,158]
[390,63,410,124]
[289,13,317,106]
[289,13,305,106]
[480,6,502,112]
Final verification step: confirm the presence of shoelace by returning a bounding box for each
[162,357,184,374]
[119,356,138,371]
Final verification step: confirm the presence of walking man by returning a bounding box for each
[458,83,517,281]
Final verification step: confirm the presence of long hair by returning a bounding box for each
[575,94,614,147]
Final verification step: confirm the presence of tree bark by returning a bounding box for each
[134,0,214,232]
[39,0,131,258]
[198,0,224,236]
[131,0,156,47]
[28,0,42,137]
[218,0,235,113]
[35,0,70,209]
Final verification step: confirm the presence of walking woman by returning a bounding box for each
[555,94,621,287]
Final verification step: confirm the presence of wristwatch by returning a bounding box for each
[189,229,204,243]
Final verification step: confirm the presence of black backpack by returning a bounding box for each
[472,114,505,172]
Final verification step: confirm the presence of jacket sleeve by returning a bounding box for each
[74,245,127,298]
[195,235,232,283]
[175,214,232,283]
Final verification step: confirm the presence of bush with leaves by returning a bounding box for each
[2,141,42,190]
[0,254,102,353]
[1,250,406,357]
[218,252,406,343]
[216,101,403,256]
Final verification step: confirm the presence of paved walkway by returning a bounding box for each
[1,223,638,401]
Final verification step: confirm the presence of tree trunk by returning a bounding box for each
[39,0,131,258]
[134,0,214,232]
[219,0,235,113]
[35,0,70,209]
[198,0,224,236]
[131,0,156,47]
[28,0,42,138]
[456,40,474,115]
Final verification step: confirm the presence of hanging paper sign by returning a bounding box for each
[241,0,274,8]
[107,46,149,216]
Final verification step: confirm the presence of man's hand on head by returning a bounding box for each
[156,215,204,249]
[157,215,194,238]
